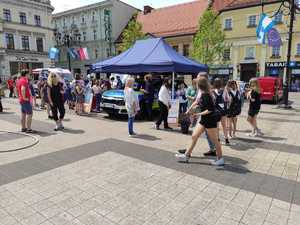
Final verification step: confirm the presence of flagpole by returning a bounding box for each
[282,0,295,109]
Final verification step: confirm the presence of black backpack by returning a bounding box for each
[229,90,242,114]
[213,90,226,112]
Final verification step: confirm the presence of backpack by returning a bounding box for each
[213,90,226,113]
[229,90,242,115]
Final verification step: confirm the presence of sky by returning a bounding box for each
[51,0,195,13]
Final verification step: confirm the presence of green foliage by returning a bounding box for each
[120,15,145,52]
[192,9,226,65]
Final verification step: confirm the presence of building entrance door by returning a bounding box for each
[240,63,257,82]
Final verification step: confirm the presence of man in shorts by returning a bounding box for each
[16,70,34,133]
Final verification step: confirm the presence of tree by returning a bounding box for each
[120,14,145,52]
[192,9,226,65]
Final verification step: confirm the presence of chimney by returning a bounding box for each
[144,5,153,15]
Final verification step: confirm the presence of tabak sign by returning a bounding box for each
[266,61,299,68]
[15,56,39,62]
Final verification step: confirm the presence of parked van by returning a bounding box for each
[258,77,283,103]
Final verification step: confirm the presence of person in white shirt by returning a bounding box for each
[177,83,188,114]
[156,78,172,130]
[124,77,138,136]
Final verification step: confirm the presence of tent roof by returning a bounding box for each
[92,38,208,74]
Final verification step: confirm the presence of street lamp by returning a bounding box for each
[53,24,81,72]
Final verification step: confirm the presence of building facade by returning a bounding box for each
[219,0,300,82]
[52,0,138,75]
[0,0,54,80]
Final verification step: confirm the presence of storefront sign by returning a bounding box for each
[15,56,39,62]
[266,61,300,68]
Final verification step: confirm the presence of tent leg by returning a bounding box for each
[172,72,175,100]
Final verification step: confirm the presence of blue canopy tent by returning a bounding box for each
[91,38,208,98]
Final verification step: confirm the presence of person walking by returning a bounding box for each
[175,77,224,166]
[0,78,3,112]
[7,78,14,98]
[247,78,262,137]
[141,74,154,121]
[156,78,172,130]
[213,78,230,145]
[124,77,138,136]
[16,70,34,133]
[74,81,84,115]
[47,72,65,131]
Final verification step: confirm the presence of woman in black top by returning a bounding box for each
[175,77,224,166]
[47,72,65,131]
[247,78,262,137]
[227,80,241,138]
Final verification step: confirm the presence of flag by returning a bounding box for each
[68,48,79,59]
[256,13,275,44]
[78,48,89,61]
[267,28,282,47]
[49,47,59,60]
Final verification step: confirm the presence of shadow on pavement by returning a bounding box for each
[132,134,161,141]
[35,130,56,137]
[260,110,297,116]
[61,128,85,134]
[0,111,15,115]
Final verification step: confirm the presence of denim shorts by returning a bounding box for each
[21,101,33,115]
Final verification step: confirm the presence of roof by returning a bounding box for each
[221,0,281,11]
[137,0,208,38]
[92,38,208,74]
[212,0,236,12]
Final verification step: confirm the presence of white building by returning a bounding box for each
[52,0,138,75]
[0,0,54,80]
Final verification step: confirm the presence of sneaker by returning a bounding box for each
[129,132,137,137]
[178,149,187,154]
[211,158,225,166]
[248,132,258,137]
[21,128,27,133]
[26,129,36,134]
[175,153,190,163]
[203,150,217,156]
[155,124,160,130]
[256,129,263,136]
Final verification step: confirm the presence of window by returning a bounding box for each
[34,15,41,26]
[36,38,43,52]
[82,32,86,41]
[19,12,27,24]
[248,15,257,27]
[274,11,283,23]
[81,15,85,23]
[92,12,95,22]
[224,18,232,30]
[173,45,178,52]
[95,49,98,59]
[72,16,75,24]
[3,9,11,22]
[183,44,190,56]
[21,36,30,51]
[272,46,280,57]
[63,18,66,26]
[245,47,255,59]
[223,48,231,61]
[296,43,300,56]
[5,33,14,49]
[93,30,97,40]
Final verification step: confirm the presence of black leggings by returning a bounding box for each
[156,101,169,127]
[51,103,65,121]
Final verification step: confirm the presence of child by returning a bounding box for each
[177,83,188,114]
[227,80,241,138]
[247,78,262,137]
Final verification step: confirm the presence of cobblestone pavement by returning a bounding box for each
[0,93,300,225]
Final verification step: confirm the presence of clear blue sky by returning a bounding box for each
[52,0,195,13]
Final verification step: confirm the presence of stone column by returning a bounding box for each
[233,46,239,80]
[260,45,267,77]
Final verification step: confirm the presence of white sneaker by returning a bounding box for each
[175,153,190,163]
[211,158,225,166]
[256,129,263,136]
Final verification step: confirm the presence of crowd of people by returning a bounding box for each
[123,73,262,167]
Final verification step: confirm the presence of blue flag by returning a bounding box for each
[49,47,59,60]
[256,13,275,44]
[68,48,79,59]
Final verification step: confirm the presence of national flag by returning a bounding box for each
[78,48,89,61]
[49,47,59,60]
[256,13,275,44]
[68,48,79,59]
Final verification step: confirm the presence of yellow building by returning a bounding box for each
[219,0,300,82]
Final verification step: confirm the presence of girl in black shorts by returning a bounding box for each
[213,78,230,145]
[227,80,241,138]
[247,78,262,137]
[175,77,224,166]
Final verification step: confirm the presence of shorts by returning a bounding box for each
[200,116,217,129]
[20,101,33,115]
[248,109,259,117]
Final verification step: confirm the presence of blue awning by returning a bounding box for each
[92,38,208,74]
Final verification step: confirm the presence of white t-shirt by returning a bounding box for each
[158,85,171,107]
[124,88,136,116]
